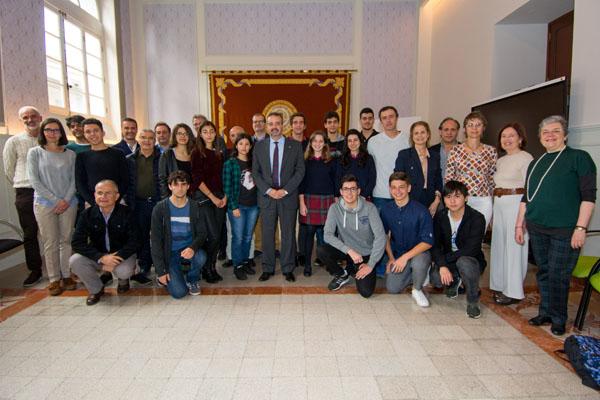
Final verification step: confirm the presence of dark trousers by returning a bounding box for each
[317,244,377,298]
[203,200,226,266]
[529,229,580,326]
[14,188,42,272]
[300,224,324,268]
[261,201,297,274]
[135,198,157,273]
[431,256,482,304]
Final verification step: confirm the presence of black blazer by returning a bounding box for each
[252,137,305,209]
[431,205,486,274]
[394,147,442,207]
[71,203,140,262]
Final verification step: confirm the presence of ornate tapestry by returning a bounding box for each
[208,71,352,146]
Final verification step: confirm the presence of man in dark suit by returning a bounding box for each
[252,112,305,282]
[428,117,460,180]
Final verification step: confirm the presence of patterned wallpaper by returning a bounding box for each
[204,2,354,55]
[144,3,200,127]
[360,1,418,117]
[0,0,49,132]
[119,0,135,117]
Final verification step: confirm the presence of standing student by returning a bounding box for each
[158,123,195,198]
[27,118,77,295]
[152,171,210,298]
[223,133,259,280]
[358,107,379,144]
[323,111,345,158]
[336,129,376,200]
[394,121,443,215]
[65,115,90,154]
[490,123,533,305]
[299,131,337,277]
[431,181,487,319]
[191,120,226,283]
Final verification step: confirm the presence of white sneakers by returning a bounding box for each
[412,289,430,307]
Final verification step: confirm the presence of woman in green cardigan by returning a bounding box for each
[515,115,596,336]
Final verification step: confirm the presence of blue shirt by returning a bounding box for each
[269,136,286,185]
[168,199,192,251]
[380,199,434,257]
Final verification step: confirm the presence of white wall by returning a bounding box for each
[569,0,600,250]
[491,23,547,97]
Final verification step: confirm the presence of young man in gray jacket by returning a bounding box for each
[317,174,386,297]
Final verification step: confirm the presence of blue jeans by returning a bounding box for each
[228,205,260,266]
[372,197,393,276]
[167,249,206,299]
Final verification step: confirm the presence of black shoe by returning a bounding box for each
[328,271,350,291]
[204,268,219,284]
[100,272,113,286]
[528,315,552,326]
[259,272,274,281]
[551,323,566,336]
[467,303,481,319]
[234,265,248,280]
[86,287,104,306]
[493,293,520,306]
[222,259,233,268]
[131,273,152,285]
[313,258,323,267]
[242,260,256,275]
[445,278,462,299]
[117,279,130,294]
[284,272,296,282]
[23,270,42,287]
[303,267,312,277]
[213,267,223,281]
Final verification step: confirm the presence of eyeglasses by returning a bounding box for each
[43,128,61,134]
[341,187,358,193]
[175,131,188,136]
[466,122,483,129]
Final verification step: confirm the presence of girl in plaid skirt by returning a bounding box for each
[299,131,337,276]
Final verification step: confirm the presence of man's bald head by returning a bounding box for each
[94,180,120,211]
[229,125,245,144]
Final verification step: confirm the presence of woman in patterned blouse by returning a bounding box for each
[445,111,497,229]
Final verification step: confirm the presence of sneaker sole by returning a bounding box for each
[23,277,42,287]
[329,277,350,291]
[189,291,201,296]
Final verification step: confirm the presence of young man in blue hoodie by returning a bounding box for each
[317,175,386,298]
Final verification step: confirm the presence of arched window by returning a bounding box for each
[44,0,107,118]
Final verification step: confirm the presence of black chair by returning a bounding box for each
[0,220,23,255]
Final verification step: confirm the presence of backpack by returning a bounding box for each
[564,334,600,390]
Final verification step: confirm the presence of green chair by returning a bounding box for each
[573,230,600,330]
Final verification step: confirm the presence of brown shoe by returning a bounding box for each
[62,277,77,291]
[48,281,63,296]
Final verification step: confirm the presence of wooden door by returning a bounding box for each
[546,11,574,82]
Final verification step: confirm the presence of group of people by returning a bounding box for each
[3,104,596,334]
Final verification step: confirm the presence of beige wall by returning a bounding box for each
[416,0,528,138]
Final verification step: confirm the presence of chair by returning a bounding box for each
[573,230,600,330]
[0,220,23,256]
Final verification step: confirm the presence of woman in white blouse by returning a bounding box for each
[27,118,77,296]
[489,123,533,305]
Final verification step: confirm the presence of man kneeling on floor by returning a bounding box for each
[380,172,433,306]
[70,179,140,305]
[151,171,210,298]
[318,174,385,297]
[431,180,487,318]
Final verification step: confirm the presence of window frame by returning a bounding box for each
[44,0,109,120]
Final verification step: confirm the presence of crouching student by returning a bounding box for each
[70,180,139,305]
[380,172,434,307]
[317,174,386,298]
[151,171,211,298]
[431,180,487,318]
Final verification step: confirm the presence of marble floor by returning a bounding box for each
[1,249,599,399]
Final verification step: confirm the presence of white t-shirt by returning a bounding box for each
[448,214,462,252]
[367,131,410,198]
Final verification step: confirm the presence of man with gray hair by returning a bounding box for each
[70,180,140,305]
[2,106,44,286]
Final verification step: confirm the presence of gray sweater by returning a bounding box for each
[26,146,76,207]
[323,196,386,268]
